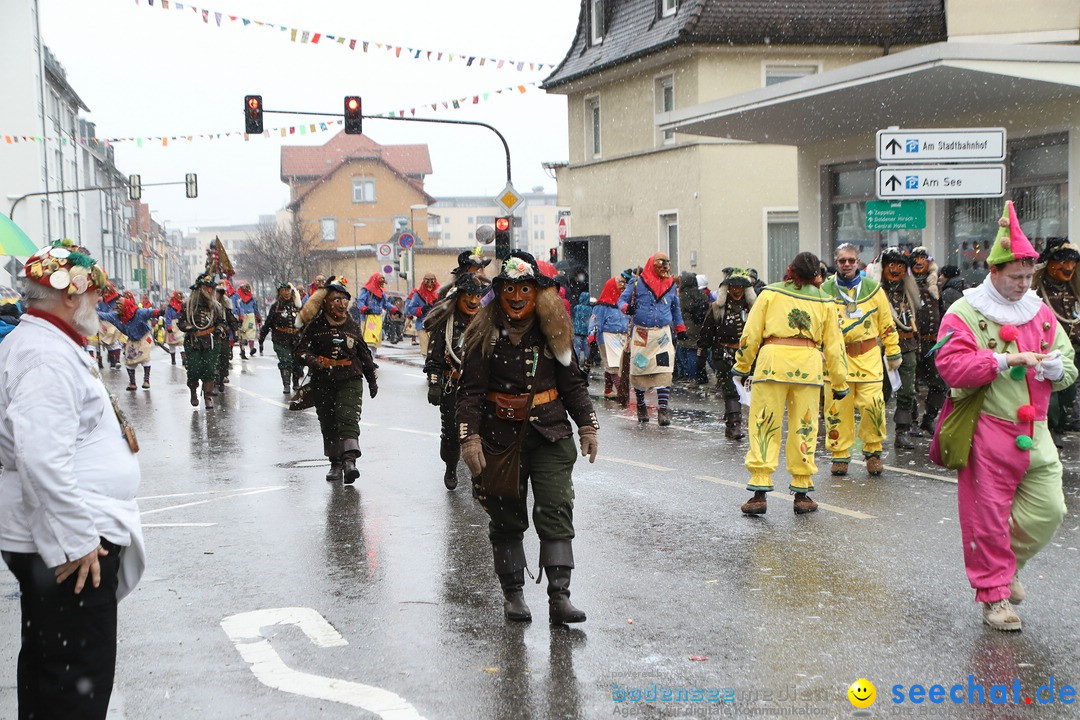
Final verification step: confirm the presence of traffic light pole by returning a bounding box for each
[9,180,189,220]
[261,109,513,183]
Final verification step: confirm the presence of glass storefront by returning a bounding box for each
[827,162,923,268]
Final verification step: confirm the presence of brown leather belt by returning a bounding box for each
[318,357,352,367]
[194,328,215,337]
[846,338,879,356]
[276,327,298,334]
[486,388,559,413]
[920,334,937,342]
[898,330,915,340]
[717,341,740,349]
[763,337,817,348]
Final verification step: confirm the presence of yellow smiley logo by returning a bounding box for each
[848,678,876,709]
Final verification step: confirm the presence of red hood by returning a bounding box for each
[640,253,675,299]
[237,286,253,303]
[363,273,385,298]
[414,280,440,305]
[597,277,621,306]
[119,296,139,324]
[168,293,184,312]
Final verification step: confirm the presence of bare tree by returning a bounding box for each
[234,216,319,292]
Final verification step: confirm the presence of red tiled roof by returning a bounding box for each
[280,131,433,182]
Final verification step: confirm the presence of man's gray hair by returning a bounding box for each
[834,243,859,261]
[22,282,67,308]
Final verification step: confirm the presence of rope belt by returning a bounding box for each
[845,337,879,357]
[763,337,817,348]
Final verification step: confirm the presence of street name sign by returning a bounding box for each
[876,128,1005,164]
[876,165,1005,200]
[865,200,926,231]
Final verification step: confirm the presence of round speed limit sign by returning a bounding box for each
[377,243,394,259]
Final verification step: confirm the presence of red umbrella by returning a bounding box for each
[537,260,558,279]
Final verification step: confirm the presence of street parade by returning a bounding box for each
[3,1,1080,717]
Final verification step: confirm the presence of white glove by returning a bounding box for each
[886,356,902,371]
[1035,350,1064,382]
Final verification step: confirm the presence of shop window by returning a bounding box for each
[826,162,921,267]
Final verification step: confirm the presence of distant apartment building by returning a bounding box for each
[433,190,568,260]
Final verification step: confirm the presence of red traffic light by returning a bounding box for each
[495,217,511,232]
[247,96,260,111]
[344,95,363,135]
[346,97,359,111]
[244,94,263,134]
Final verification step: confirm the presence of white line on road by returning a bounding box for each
[141,486,287,516]
[232,385,290,409]
[849,459,957,484]
[140,486,286,501]
[143,522,218,528]
[597,456,674,472]
[221,607,426,719]
[694,474,877,520]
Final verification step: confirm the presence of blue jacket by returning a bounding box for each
[591,303,628,344]
[617,276,685,332]
[98,307,159,340]
[404,290,435,331]
[572,292,592,336]
[233,295,259,317]
[164,304,182,327]
[0,317,17,342]
[356,288,395,316]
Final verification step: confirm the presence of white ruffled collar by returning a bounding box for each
[963,274,1043,326]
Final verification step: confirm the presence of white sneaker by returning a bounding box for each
[1009,576,1025,605]
[982,599,1022,632]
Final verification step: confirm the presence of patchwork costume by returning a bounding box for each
[163,291,186,366]
[231,284,260,358]
[97,297,160,391]
[405,274,440,357]
[354,273,395,348]
[590,277,629,399]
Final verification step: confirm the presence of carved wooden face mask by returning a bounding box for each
[1048,259,1077,284]
[499,282,537,321]
[911,256,929,274]
[728,285,745,302]
[884,261,907,283]
[456,291,484,317]
[653,255,671,279]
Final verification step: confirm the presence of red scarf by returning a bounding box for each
[597,277,621,306]
[119,296,138,324]
[237,286,253,303]
[363,273,385,299]
[414,280,439,306]
[640,254,675,299]
[168,292,184,312]
[27,306,87,346]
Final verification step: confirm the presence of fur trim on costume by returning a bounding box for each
[463,285,574,367]
[713,284,757,309]
[289,284,303,310]
[869,262,921,330]
[297,287,327,328]
[915,261,939,300]
[1033,265,1080,317]
[424,295,456,332]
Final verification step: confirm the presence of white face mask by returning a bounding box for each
[71,292,101,337]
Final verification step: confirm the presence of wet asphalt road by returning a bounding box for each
[2,344,1080,719]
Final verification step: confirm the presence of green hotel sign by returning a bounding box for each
[865,200,926,231]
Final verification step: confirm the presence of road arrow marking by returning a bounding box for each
[221,607,425,719]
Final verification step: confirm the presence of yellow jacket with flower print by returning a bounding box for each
[820,275,901,383]
[734,281,848,392]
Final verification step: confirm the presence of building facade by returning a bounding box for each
[432,190,568,260]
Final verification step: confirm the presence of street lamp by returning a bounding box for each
[352,223,366,286]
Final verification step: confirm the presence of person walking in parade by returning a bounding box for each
[618,253,686,426]
[458,250,599,624]
[97,291,161,391]
[177,274,227,409]
[163,290,186,366]
[698,268,757,439]
[354,272,395,351]
[232,281,260,359]
[591,275,630,399]
[733,252,849,515]
[930,201,1076,631]
[97,282,123,370]
[676,272,710,387]
[909,247,948,436]
[940,265,966,311]
[572,291,593,368]
[405,272,441,356]
[821,243,902,476]
[1031,238,1080,447]
[0,239,146,720]
[215,284,239,391]
[868,246,921,450]
[424,272,491,489]
[295,277,379,485]
[259,282,304,394]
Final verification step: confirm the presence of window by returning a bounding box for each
[468,231,474,241]
[765,64,818,86]
[467,216,474,224]
[826,161,921,266]
[320,218,336,242]
[445,232,451,241]
[661,0,677,17]
[656,75,675,145]
[352,177,375,203]
[767,212,799,284]
[586,96,601,159]
[590,0,605,44]
[659,212,679,272]
[393,216,409,233]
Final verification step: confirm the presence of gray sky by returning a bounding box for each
[40,0,579,230]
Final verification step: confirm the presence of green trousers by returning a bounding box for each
[185,346,217,381]
[273,342,296,372]
[473,431,577,547]
[312,376,364,442]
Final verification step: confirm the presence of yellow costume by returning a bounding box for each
[734,281,848,492]
[819,275,901,464]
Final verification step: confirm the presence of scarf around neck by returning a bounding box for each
[640,254,675,299]
[964,273,1043,326]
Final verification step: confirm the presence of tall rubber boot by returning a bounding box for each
[324,440,343,483]
[341,438,361,485]
[280,368,292,394]
[126,368,137,391]
[440,439,460,490]
[202,380,215,409]
[894,409,915,449]
[724,398,745,439]
[493,543,531,621]
[540,540,586,624]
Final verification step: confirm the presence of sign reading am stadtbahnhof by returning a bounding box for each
[865,200,926,231]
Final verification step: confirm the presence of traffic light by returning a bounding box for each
[549,248,558,263]
[128,174,141,201]
[185,173,198,199]
[393,257,401,274]
[344,96,363,135]
[244,95,263,134]
[494,216,511,260]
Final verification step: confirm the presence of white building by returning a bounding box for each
[432,190,568,260]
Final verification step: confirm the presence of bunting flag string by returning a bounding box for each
[128,0,559,74]
[1,81,541,147]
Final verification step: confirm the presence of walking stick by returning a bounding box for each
[616,278,637,407]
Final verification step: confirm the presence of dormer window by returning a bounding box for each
[661,0,677,17]
[590,0,605,44]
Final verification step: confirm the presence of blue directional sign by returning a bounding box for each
[398,232,415,250]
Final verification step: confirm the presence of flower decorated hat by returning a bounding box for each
[492,250,558,289]
[24,238,108,295]
[986,200,1039,265]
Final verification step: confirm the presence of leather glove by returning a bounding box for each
[676,331,687,341]
[368,382,378,399]
[886,356,903,371]
[1036,349,1064,382]
[831,387,850,400]
[461,435,486,477]
[578,426,598,463]
[427,383,442,406]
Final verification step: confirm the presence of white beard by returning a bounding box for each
[71,293,101,337]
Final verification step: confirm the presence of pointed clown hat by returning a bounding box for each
[986,200,1039,266]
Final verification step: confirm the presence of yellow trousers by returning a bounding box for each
[745,381,820,493]
[824,381,885,460]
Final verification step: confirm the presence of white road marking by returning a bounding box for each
[597,456,674,472]
[405,373,427,379]
[141,486,286,516]
[221,607,425,719]
[143,522,217,528]
[232,385,290,409]
[140,486,285,501]
[848,458,957,484]
[695,474,877,520]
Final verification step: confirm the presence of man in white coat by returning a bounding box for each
[0,239,145,719]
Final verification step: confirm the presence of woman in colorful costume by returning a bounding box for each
[405,273,441,356]
[163,290,186,366]
[590,276,629,399]
[353,272,395,349]
[232,281,260,359]
[97,291,160,391]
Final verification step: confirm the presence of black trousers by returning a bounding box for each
[2,538,122,720]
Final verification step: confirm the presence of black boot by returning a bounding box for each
[142,366,151,389]
[171,352,177,365]
[440,439,459,490]
[341,438,361,485]
[541,540,585,624]
[240,347,247,359]
[325,441,343,482]
[637,403,649,423]
[187,379,199,407]
[280,368,292,395]
[493,543,531,621]
[724,398,745,439]
[126,368,137,391]
[293,369,302,391]
[894,410,915,449]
